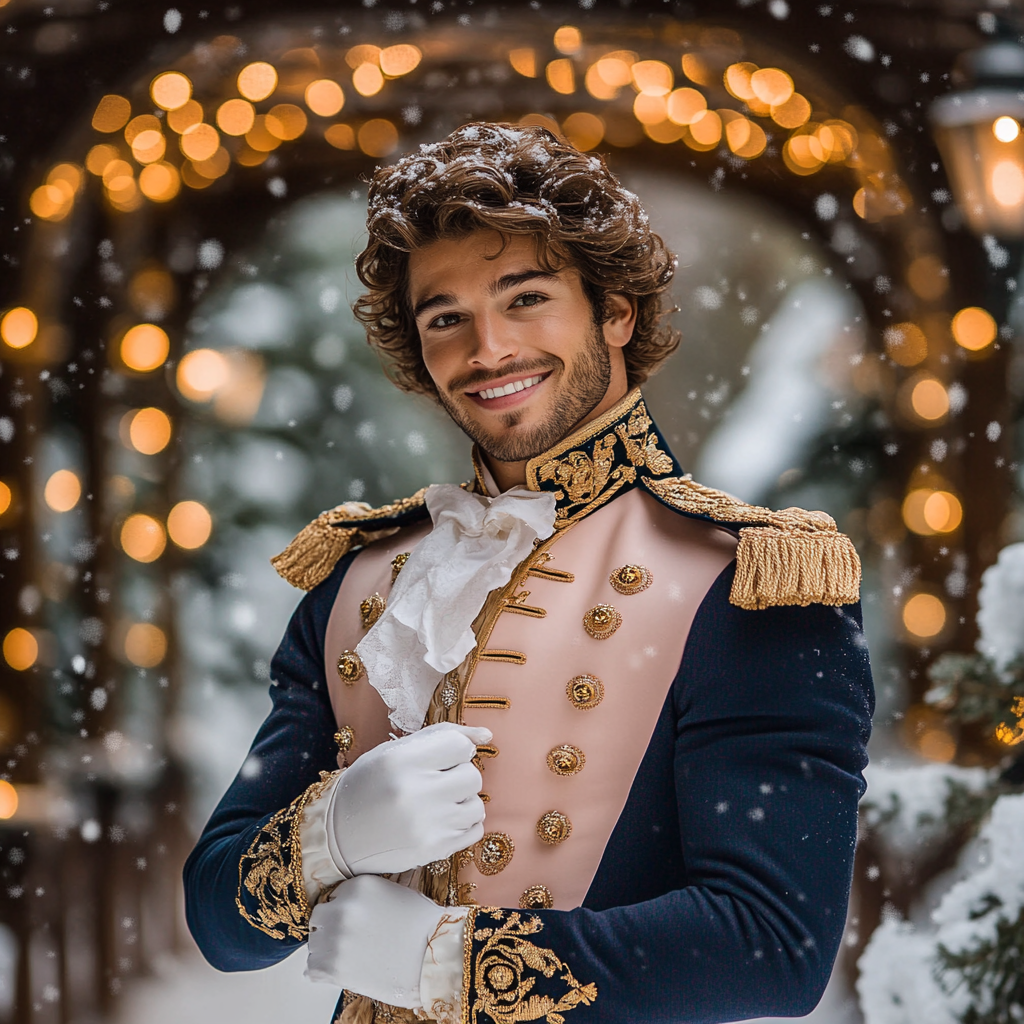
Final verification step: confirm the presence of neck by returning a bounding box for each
[482,381,630,492]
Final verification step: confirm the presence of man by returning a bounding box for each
[184,123,873,1024]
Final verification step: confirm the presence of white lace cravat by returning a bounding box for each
[355,483,557,734]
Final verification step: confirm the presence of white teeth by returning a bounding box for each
[476,375,543,401]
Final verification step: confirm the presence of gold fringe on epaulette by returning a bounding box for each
[271,490,428,591]
[731,525,862,611]
[643,475,861,610]
[336,992,421,1024]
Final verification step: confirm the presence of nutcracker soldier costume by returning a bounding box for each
[184,122,874,1024]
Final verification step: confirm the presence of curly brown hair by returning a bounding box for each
[353,122,679,397]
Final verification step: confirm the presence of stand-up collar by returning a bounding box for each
[472,388,682,529]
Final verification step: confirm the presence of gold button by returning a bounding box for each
[359,592,386,629]
[474,831,515,875]
[566,674,604,711]
[391,552,410,584]
[336,651,364,684]
[583,604,621,640]
[519,885,553,910]
[547,744,585,776]
[536,811,572,845]
[609,564,653,595]
[334,725,355,754]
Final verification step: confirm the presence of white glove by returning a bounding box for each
[328,722,490,876]
[306,874,453,1007]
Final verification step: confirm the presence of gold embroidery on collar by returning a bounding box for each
[525,390,673,528]
[236,770,339,941]
[469,909,597,1024]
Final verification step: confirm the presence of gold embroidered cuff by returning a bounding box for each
[236,771,339,941]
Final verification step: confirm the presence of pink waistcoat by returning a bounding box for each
[322,486,736,912]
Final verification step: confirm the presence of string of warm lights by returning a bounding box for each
[1,22,1018,758]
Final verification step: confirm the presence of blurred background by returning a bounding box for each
[1,1,1024,1022]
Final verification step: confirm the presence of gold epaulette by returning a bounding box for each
[643,475,861,611]
[271,489,428,591]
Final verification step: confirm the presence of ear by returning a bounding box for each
[602,293,637,350]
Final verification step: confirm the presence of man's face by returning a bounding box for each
[408,230,631,465]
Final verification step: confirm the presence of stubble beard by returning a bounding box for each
[436,321,612,464]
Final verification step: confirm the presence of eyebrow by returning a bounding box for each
[412,268,561,319]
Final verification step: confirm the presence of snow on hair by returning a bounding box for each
[353,122,679,397]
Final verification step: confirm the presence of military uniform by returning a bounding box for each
[184,388,874,1023]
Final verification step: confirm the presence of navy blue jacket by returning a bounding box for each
[185,548,873,1023]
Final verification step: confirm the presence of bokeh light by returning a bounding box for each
[121,323,170,372]
[910,378,950,421]
[0,481,11,516]
[217,98,256,136]
[124,623,167,668]
[168,100,204,134]
[305,79,344,117]
[44,470,81,512]
[266,104,307,141]
[180,123,220,161]
[903,489,963,536]
[139,162,181,202]
[237,62,278,102]
[86,143,120,175]
[562,112,604,151]
[750,68,793,106]
[631,60,673,97]
[993,115,1020,143]
[176,348,229,401]
[379,44,422,77]
[120,513,167,563]
[991,160,1024,207]
[131,129,166,164]
[902,593,946,639]
[951,306,997,351]
[325,124,356,150]
[91,94,131,133]
[666,87,707,125]
[0,781,19,820]
[150,72,192,111]
[884,322,928,366]
[127,408,173,455]
[3,629,37,671]
[358,119,398,157]
[1,307,38,349]
[907,255,948,300]
[509,48,537,78]
[125,114,161,145]
[771,93,811,129]
[353,64,384,97]
[346,44,381,68]
[546,59,575,95]
[167,500,213,549]
[553,26,582,55]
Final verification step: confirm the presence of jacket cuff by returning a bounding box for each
[235,771,341,941]
[461,908,598,1024]
[420,905,470,1024]
[297,769,352,904]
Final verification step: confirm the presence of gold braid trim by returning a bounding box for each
[469,909,597,1024]
[271,490,429,591]
[236,771,340,941]
[643,475,862,610]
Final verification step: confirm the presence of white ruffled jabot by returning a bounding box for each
[355,482,557,734]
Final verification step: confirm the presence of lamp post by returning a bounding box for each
[928,35,1021,683]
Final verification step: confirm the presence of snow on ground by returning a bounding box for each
[114,936,341,1024]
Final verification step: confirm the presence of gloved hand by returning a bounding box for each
[328,721,490,876]
[306,874,456,1007]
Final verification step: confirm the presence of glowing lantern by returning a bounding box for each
[931,40,1024,236]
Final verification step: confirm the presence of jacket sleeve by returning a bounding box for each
[462,562,874,1024]
[182,554,354,972]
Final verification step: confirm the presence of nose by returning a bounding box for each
[467,311,518,369]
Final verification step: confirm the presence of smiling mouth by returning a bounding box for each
[469,373,548,402]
